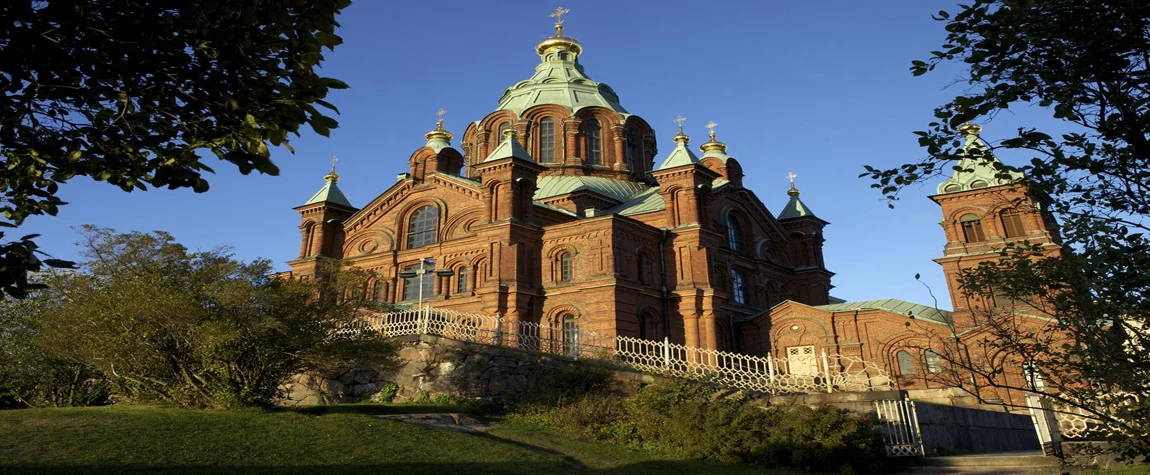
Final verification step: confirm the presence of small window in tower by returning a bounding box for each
[539,118,556,163]
[456,267,469,293]
[969,180,989,189]
[637,252,647,284]
[498,122,512,142]
[727,214,745,251]
[944,183,961,193]
[960,213,986,243]
[586,119,602,165]
[897,350,916,376]
[625,131,637,173]
[1001,210,1026,238]
[559,52,568,61]
[730,268,748,305]
[559,252,573,282]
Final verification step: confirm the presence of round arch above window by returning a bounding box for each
[406,205,439,249]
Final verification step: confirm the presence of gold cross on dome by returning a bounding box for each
[436,108,446,124]
[705,121,718,138]
[674,115,687,132]
[330,156,339,173]
[550,7,570,25]
[786,172,798,184]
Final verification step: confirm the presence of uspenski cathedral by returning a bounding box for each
[286,9,1064,407]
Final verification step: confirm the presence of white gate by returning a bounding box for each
[786,345,818,375]
[874,399,925,457]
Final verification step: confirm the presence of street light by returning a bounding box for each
[397,258,454,314]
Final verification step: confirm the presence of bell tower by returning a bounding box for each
[930,124,1062,331]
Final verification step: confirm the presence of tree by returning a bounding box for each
[30,225,395,408]
[0,0,351,297]
[865,0,1150,453]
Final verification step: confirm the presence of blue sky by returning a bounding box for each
[20,0,1067,309]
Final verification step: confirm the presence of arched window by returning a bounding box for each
[924,349,942,374]
[559,252,573,282]
[562,314,578,356]
[624,131,637,172]
[729,268,748,305]
[456,266,469,293]
[406,205,439,248]
[401,261,436,301]
[372,280,384,302]
[1001,210,1025,238]
[726,214,745,251]
[539,118,556,163]
[960,213,986,243]
[636,252,647,284]
[498,122,512,142]
[897,350,916,376]
[585,119,602,165]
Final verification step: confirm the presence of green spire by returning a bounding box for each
[303,157,353,208]
[483,128,533,163]
[936,123,1023,194]
[656,116,702,169]
[778,173,816,220]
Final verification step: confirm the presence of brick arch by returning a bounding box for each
[544,303,582,326]
[342,229,395,257]
[394,198,448,249]
[442,207,481,240]
[573,106,623,166]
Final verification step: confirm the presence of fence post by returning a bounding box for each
[767,355,776,386]
[662,337,671,370]
[821,349,833,393]
[573,327,580,360]
[493,314,503,347]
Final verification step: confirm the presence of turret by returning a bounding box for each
[293,158,357,264]
[651,116,719,227]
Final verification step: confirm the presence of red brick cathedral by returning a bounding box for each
[286,15,1063,405]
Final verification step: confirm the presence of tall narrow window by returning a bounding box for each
[925,349,942,374]
[960,214,986,243]
[456,267,469,293]
[406,205,439,248]
[539,118,556,163]
[726,215,745,251]
[636,252,647,284]
[1001,210,1026,238]
[559,252,573,282]
[498,122,512,142]
[401,262,436,301]
[624,131,637,172]
[585,119,602,165]
[1023,362,1045,391]
[372,280,384,302]
[897,350,916,376]
[730,268,747,305]
[562,314,578,357]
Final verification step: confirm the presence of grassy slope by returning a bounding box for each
[0,405,791,475]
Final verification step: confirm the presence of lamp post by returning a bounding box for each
[397,258,454,314]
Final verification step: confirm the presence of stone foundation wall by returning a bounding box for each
[281,334,654,406]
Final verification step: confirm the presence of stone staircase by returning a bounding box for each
[902,451,1067,474]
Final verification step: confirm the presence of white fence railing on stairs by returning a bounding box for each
[336,308,893,395]
[873,399,926,457]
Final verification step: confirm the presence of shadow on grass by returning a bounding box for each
[285,403,482,416]
[0,460,767,475]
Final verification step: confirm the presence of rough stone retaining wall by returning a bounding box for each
[281,334,654,406]
[913,401,1040,454]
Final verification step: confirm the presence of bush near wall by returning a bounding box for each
[510,377,887,474]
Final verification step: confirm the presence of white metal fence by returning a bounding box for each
[339,308,892,395]
[873,399,925,457]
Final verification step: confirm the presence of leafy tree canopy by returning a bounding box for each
[0,0,351,297]
[19,225,395,408]
[868,0,1149,451]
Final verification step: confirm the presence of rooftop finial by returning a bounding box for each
[550,7,570,37]
[705,121,718,141]
[325,156,340,182]
[672,115,690,144]
[436,108,447,128]
[957,122,982,136]
[425,108,454,143]
[786,172,800,196]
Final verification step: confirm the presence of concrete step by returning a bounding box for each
[902,451,1066,474]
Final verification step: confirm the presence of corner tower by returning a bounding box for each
[930,124,1062,330]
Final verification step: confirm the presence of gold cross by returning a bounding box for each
[550,7,570,25]
[674,115,686,133]
[436,108,446,124]
[330,156,339,173]
[786,172,797,184]
[705,121,718,138]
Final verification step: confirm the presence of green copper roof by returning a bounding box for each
[483,134,533,163]
[815,298,952,326]
[778,192,815,220]
[534,176,649,202]
[937,125,1024,194]
[607,186,665,216]
[496,37,628,116]
[304,178,353,208]
[657,140,702,170]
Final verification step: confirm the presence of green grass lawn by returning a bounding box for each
[0,404,797,475]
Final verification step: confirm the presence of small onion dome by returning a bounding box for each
[957,122,982,136]
[536,22,583,55]
[787,181,801,197]
[699,126,729,160]
[425,120,454,142]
